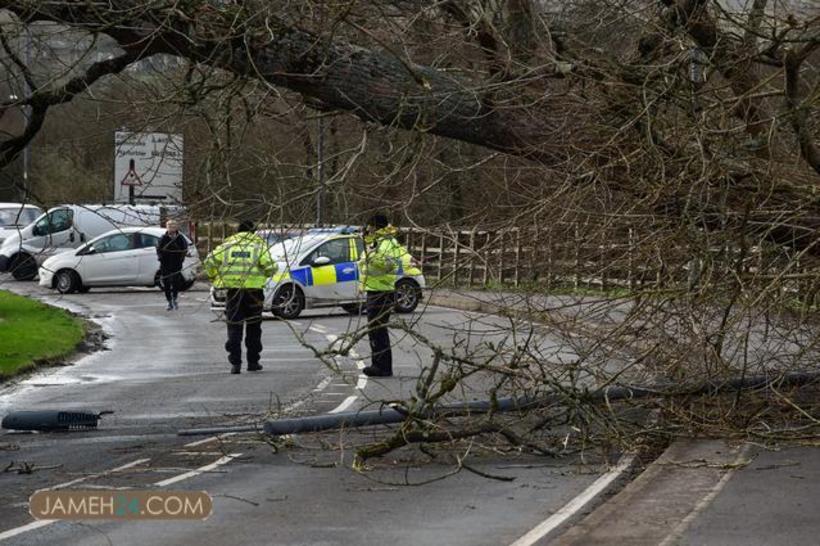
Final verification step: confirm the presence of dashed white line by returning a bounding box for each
[154,453,242,487]
[184,433,237,448]
[509,453,636,546]
[312,376,333,392]
[0,457,152,542]
[328,396,358,414]
[46,458,151,491]
[0,520,53,542]
[310,324,328,334]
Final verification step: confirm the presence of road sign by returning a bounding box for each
[119,159,143,186]
[114,131,183,203]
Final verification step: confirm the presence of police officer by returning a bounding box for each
[205,220,277,374]
[358,214,404,377]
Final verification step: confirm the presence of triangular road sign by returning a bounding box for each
[120,158,143,186]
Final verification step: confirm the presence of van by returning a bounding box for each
[0,204,187,280]
[0,203,43,247]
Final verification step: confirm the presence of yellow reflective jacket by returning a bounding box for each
[358,226,404,292]
[204,232,277,289]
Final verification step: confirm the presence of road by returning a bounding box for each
[0,281,614,545]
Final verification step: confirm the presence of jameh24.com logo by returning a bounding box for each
[30,490,212,520]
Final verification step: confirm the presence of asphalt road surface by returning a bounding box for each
[0,280,613,545]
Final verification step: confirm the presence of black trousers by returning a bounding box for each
[225,288,264,367]
[366,291,394,373]
[162,268,183,303]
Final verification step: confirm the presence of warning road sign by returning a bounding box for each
[114,131,183,203]
[120,159,143,186]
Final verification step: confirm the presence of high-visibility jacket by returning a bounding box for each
[204,232,277,289]
[358,226,404,292]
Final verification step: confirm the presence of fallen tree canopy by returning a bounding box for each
[0,1,817,258]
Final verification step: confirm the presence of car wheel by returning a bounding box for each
[154,271,164,289]
[271,284,304,319]
[394,279,421,313]
[11,253,37,281]
[55,269,81,294]
[341,303,364,315]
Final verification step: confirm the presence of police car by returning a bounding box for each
[210,230,425,319]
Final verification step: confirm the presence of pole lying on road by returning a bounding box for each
[175,370,820,437]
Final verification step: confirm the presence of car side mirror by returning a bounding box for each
[312,256,331,267]
[79,246,96,256]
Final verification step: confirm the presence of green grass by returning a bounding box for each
[0,290,85,379]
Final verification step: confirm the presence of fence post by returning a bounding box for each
[574,222,580,290]
[600,230,607,291]
[498,230,505,285]
[482,232,490,287]
[514,228,521,288]
[532,224,539,284]
[468,229,476,288]
[452,232,460,287]
[437,233,444,284]
[628,227,635,291]
[420,231,428,277]
[547,230,553,290]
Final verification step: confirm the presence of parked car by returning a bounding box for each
[38,227,200,294]
[256,226,359,248]
[210,231,425,319]
[0,202,42,247]
[0,204,187,281]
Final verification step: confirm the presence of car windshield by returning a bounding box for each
[269,235,325,262]
[0,207,39,227]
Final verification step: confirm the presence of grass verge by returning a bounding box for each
[0,290,85,380]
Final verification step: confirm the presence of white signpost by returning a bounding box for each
[113,131,183,204]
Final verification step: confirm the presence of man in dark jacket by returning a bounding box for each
[157,220,188,310]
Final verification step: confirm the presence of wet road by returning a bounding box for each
[0,281,613,545]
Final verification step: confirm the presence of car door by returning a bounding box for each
[134,232,161,284]
[79,232,139,285]
[28,208,76,259]
[300,237,353,302]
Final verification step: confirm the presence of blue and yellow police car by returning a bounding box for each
[210,230,425,319]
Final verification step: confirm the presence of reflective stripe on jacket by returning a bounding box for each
[358,227,404,292]
[204,232,277,289]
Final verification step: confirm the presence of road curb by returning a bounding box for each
[550,438,747,545]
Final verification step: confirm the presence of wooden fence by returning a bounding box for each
[193,221,819,301]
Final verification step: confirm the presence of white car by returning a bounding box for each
[0,203,42,247]
[210,231,425,319]
[39,227,200,294]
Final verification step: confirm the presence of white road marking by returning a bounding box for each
[46,458,152,491]
[312,376,333,392]
[184,433,237,448]
[0,520,53,542]
[154,453,242,487]
[0,457,152,542]
[356,376,367,390]
[328,396,358,414]
[310,324,328,334]
[658,446,751,546]
[509,453,636,546]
